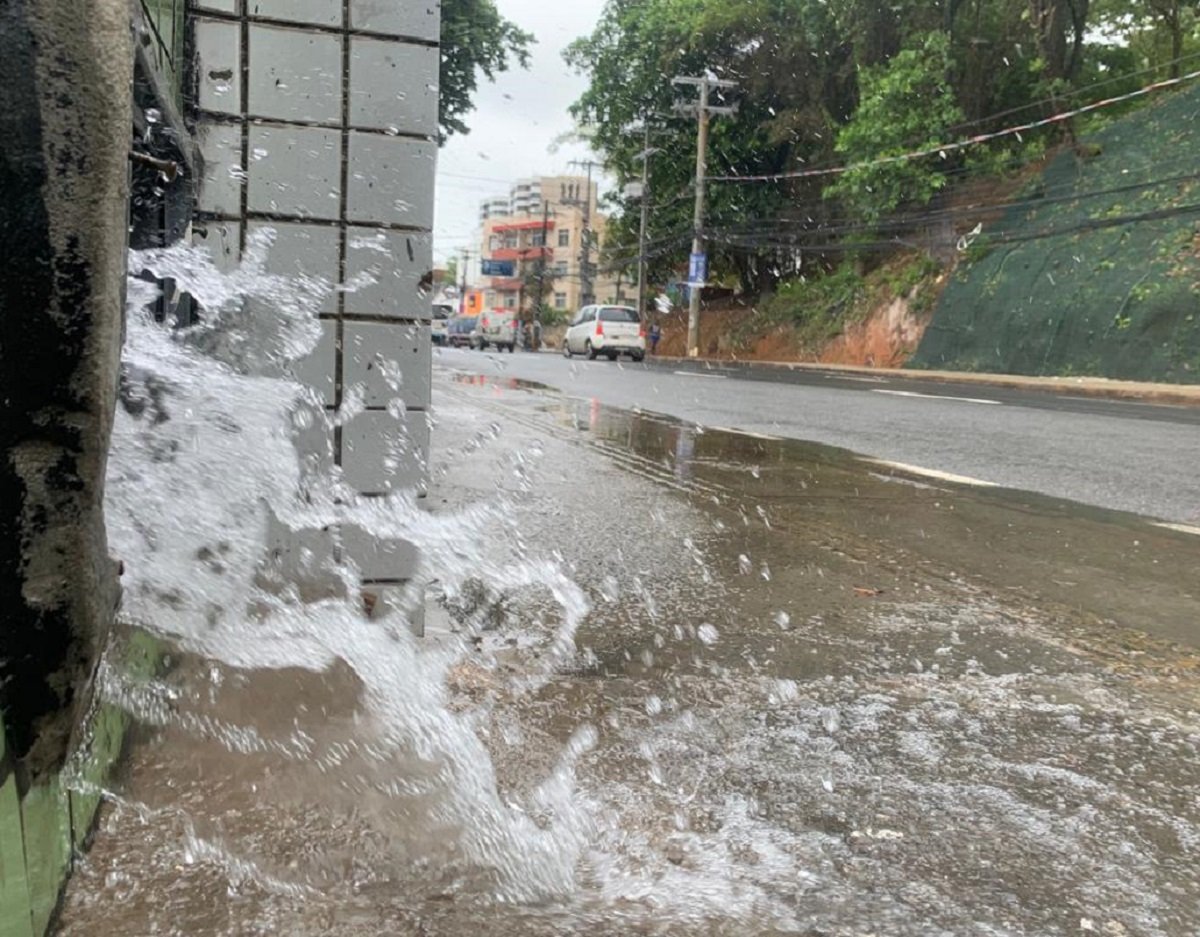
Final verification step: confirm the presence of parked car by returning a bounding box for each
[447,315,477,348]
[475,309,518,352]
[562,305,645,361]
[431,303,453,346]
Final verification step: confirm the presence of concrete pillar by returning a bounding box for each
[191,1,438,625]
[0,0,131,778]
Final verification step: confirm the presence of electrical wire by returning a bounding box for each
[708,66,1200,183]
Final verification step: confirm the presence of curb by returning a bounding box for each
[647,355,1200,407]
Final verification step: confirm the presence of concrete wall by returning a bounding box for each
[0,0,130,781]
[191,0,439,608]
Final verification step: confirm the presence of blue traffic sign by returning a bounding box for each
[688,251,708,286]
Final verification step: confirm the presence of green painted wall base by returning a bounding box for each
[0,630,161,936]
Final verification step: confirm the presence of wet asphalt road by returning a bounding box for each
[58,373,1200,936]
[435,347,1200,525]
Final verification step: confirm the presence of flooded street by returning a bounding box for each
[57,368,1200,936]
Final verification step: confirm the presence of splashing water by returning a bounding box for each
[100,235,595,903]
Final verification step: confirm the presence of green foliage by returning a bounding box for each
[439,0,534,142]
[567,0,1197,315]
[824,32,965,223]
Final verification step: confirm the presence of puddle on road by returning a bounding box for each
[59,370,1200,936]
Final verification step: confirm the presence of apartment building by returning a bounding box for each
[476,175,624,318]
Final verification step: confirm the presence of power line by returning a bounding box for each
[709,66,1200,184]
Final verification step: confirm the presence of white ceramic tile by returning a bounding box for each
[264,512,341,597]
[290,407,335,480]
[340,410,429,494]
[195,19,242,115]
[193,220,241,272]
[340,524,419,581]
[248,25,342,124]
[346,133,436,226]
[288,319,337,405]
[343,321,431,408]
[196,121,244,215]
[349,38,438,135]
[247,124,341,219]
[249,0,340,26]
[350,0,440,41]
[344,228,432,318]
[246,220,340,312]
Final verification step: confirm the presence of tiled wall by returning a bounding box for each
[192,1,439,602]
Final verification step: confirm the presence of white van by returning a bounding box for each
[562,305,645,361]
[475,308,518,353]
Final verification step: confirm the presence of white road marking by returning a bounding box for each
[1155,521,1200,537]
[710,426,783,441]
[866,458,999,488]
[674,371,728,379]
[827,374,887,384]
[872,388,1002,405]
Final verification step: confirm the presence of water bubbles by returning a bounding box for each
[251,147,269,162]
[737,554,753,575]
[773,610,791,630]
[820,707,840,734]
[696,623,720,645]
[598,575,620,603]
[759,561,771,581]
[645,695,664,716]
[145,107,161,124]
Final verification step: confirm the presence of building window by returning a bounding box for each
[558,230,570,247]
[530,233,544,247]
[505,295,516,308]
[554,293,566,309]
[554,261,568,275]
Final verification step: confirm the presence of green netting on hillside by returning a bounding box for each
[911,85,1200,383]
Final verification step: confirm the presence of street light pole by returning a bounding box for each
[673,75,737,357]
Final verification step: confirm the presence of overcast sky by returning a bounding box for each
[433,0,608,267]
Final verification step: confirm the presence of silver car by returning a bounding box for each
[562,305,646,361]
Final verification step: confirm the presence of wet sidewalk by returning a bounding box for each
[57,371,1200,936]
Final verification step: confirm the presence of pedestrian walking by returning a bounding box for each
[649,322,662,355]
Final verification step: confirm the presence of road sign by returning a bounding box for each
[481,259,515,277]
[688,251,708,287]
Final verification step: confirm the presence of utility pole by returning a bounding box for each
[673,75,737,357]
[569,159,602,307]
[634,123,655,322]
[531,198,552,351]
[457,248,474,316]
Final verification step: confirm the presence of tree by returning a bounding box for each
[1027,0,1091,82]
[439,0,534,143]
[824,32,966,223]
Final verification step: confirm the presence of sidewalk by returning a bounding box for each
[647,353,1200,406]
